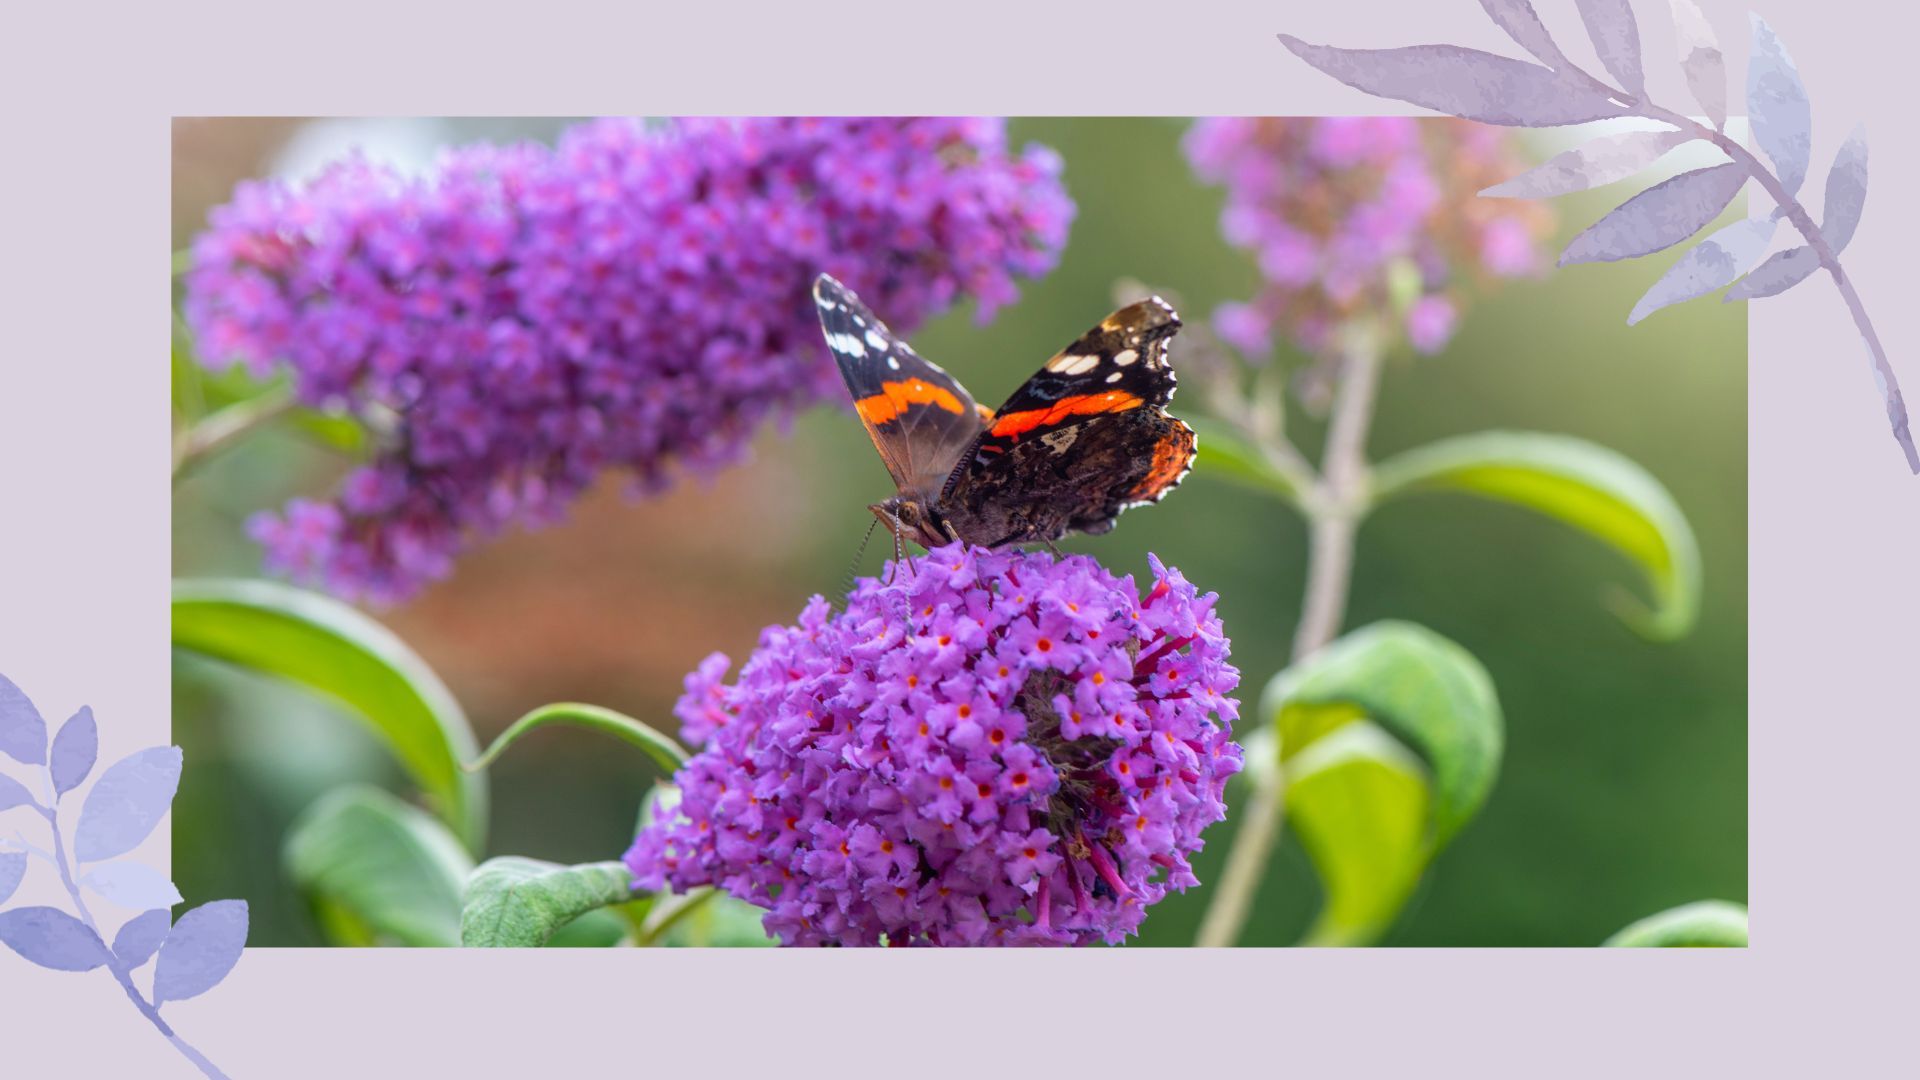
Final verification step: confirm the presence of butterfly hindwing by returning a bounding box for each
[814,275,987,496]
[940,296,1196,545]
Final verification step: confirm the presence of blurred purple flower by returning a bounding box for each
[626,542,1242,946]
[186,118,1075,602]
[1184,117,1551,360]
[1405,295,1458,354]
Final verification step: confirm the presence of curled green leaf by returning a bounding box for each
[284,785,473,947]
[1262,621,1504,945]
[1370,431,1701,640]
[467,702,688,777]
[172,578,487,848]
[1603,899,1748,946]
[460,857,636,948]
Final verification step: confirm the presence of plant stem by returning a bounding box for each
[1195,330,1382,947]
[38,780,231,1080]
[1632,105,1917,473]
[172,384,298,484]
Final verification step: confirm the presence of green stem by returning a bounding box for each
[1195,328,1382,947]
[635,888,716,946]
[466,702,689,777]
[172,383,298,483]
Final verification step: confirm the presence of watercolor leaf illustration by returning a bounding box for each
[1278,1,1911,471]
[0,673,246,1079]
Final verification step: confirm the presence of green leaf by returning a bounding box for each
[468,702,687,778]
[1603,900,1748,947]
[1286,723,1431,947]
[1185,418,1307,507]
[172,578,487,849]
[1263,621,1505,945]
[1370,431,1702,640]
[460,857,636,948]
[284,785,473,947]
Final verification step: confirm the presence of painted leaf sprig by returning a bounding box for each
[0,674,247,1079]
[1279,1,1912,471]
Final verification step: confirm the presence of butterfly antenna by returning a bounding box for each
[838,517,881,606]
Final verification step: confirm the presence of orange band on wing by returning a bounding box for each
[988,391,1143,441]
[855,378,966,426]
[1129,424,1196,501]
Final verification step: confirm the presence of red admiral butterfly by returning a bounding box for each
[813,274,1196,554]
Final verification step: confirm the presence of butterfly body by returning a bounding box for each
[815,274,1196,552]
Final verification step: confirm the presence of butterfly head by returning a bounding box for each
[869,494,952,552]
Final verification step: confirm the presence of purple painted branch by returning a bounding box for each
[38,784,231,1080]
[1633,104,1915,472]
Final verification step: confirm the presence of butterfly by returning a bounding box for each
[812,273,1196,557]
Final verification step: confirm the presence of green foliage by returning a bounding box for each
[172,578,488,848]
[1262,621,1504,945]
[460,857,636,948]
[1370,431,1702,640]
[468,703,688,778]
[284,785,473,947]
[1603,900,1748,946]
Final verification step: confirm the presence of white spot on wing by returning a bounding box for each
[1047,354,1101,376]
[887,356,900,370]
[1106,371,1123,383]
[1113,349,1138,367]
[865,329,888,351]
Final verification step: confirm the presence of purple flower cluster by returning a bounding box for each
[1184,117,1550,359]
[185,118,1075,602]
[625,543,1241,946]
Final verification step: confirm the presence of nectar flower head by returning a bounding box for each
[625,542,1242,946]
[186,117,1075,603]
[1183,117,1551,359]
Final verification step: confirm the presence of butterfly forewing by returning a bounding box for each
[814,275,986,496]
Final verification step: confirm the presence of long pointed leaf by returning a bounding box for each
[1725,245,1819,301]
[1482,128,1692,198]
[1746,16,1812,196]
[1669,0,1727,128]
[1628,216,1776,324]
[1370,431,1702,639]
[172,578,486,849]
[1478,1,1570,70]
[1276,36,1621,126]
[1559,163,1747,265]
[1576,0,1645,96]
[1823,126,1868,253]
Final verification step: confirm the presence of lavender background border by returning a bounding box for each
[0,0,1905,1074]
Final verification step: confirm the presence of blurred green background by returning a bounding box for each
[170,117,1746,947]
